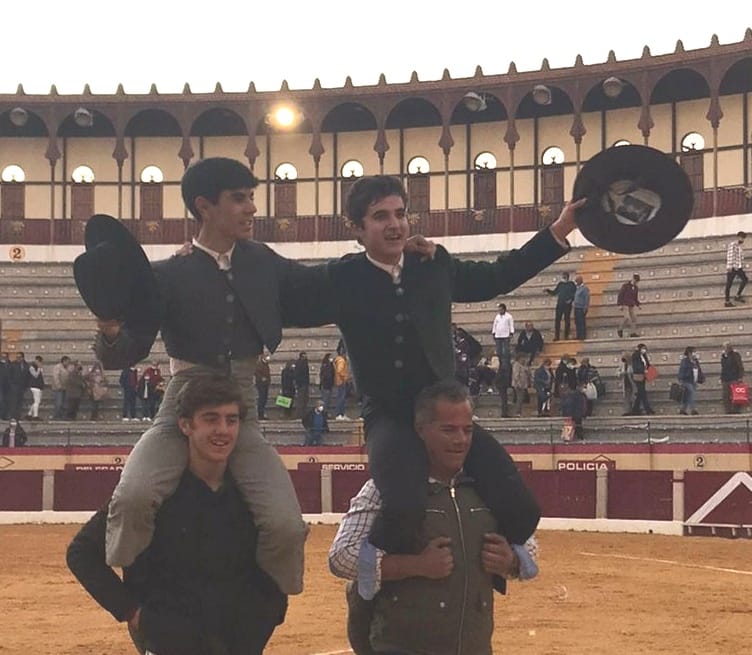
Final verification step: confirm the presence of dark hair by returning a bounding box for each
[633,274,641,282]
[414,380,472,427]
[344,175,408,227]
[176,373,247,421]
[497,303,507,311]
[684,346,695,357]
[738,231,746,239]
[181,157,259,221]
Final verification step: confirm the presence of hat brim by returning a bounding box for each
[573,145,694,255]
[74,214,160,326]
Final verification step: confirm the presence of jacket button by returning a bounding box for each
[395,287,404,296]
[394,360,403,369]
[395,313,404,322]
[226,293,234,303]
[439,601,446,609]
[395,335,404,344]
[226,316,234,324]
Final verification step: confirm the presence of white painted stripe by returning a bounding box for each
[308,650,353,655]
[580,551,752,576]
[685,471,752,525]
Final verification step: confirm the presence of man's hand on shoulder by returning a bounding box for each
[481,533,519,579]
[97,318,123,342]
[416,536,454,579]
[175,241,193,257]
[405,234,437,262]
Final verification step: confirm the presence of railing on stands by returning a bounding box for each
[3,187,749,246]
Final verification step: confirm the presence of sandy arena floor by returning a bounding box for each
[2,523,750,655]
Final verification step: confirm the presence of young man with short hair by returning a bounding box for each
[545,271,576,341]
[617,273,641,337]
[67,373,287,655]
[329,380,538,655]
[305,174,580,556]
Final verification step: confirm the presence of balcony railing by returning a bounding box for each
[2,187,750,246]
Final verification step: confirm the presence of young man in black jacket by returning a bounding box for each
[66,373,286,655]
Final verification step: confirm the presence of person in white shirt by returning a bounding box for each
[491,302,514,365]
[724,231,747,307]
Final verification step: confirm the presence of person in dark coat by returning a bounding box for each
[293,351,310,419]
[66,373,286,655]
[630,343,655,416]
[561,387,588,440]
[2,418,28,447]
[318,353,335,413]
[302,401,329,446]
[7,353,30,420]
[516,322,544,365]
[254,354,271,420]
[544,272,576,341]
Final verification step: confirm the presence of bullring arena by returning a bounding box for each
[2,27,752,655]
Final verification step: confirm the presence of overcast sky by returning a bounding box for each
[0,1,749,95]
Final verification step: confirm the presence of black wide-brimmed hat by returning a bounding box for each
[73,214,160,328]
[573,145,694,254]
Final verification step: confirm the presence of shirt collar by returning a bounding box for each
[365,252,404,283]
[192,238,235,269]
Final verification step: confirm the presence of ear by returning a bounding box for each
[177,417,192,438]
[193,195,213,221]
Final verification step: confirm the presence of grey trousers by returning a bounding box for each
[106,362,308,595]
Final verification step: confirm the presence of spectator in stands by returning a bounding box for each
[254,353,271,420]
[51,355,71,421]
[302,400,329,446]
[137,362,163,422]
[724,231,747,307]
[0,352,9,420]
[294,351,310,419]
[516,321,544,366]
[85,360,109,421]
[66,373,287,655]
[491,303,514,364]
[319,353,335,413]
[119,366,139,421]
[511,353,532,417]
[617,352,634,416]
[545,272,576,341]
[26,355,44,421]
[678,346,704,416]
[280,360,297,419]
[561,386,588,440]
[629,343,655,416]
[494,355,512,418]
[333,346,351,421]
[452,323,482,366]
[617,274,641,338]
[2,418,27,447]
[7,352,30,420]
[554,355,578,398]
[720,341,745,414]
[533,358,553,417]
[573,275,590,340]
[577,357,601,417]
[475,354,497,394]
[65,361,87,420]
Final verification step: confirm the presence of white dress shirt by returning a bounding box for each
[491,312,515,338]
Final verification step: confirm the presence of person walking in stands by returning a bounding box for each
[630,343,655,415]
[724,231,747,307]
[333,346,351,420]
[491,303,514,364]
[119,366,139,421]
[280,360,297,419]
[26,356,44,421]
[617,274,641,338]
[319,353,335,413]
[511,353,532,417]
[65,361,87,420]
[7,353,30,420]
[617,352,634,416]
[545,272,576,341]
[294,351,310,419]
[720,341,745,414]
[0,352,10,421]
[254,353,271,420]
[573,275,590,340]
[677,346,704,415]
[533,358,553,417]
[85,360,109,420]
[137,361,163,421]
[302,400,329,446]
[51,355,71,420]
[577,357,600,417]
[516,322,544,366]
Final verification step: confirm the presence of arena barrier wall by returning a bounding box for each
[1,446,750,536]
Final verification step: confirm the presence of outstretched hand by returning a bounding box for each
[550,198,587,243]
[405,234,437,262]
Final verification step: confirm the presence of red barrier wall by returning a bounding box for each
[0,471,43,510]
[331,471,370,513]
[53,470,121,511]
[684,471,752,524]
[523,470,596,518]
[289,470,322,514]
[608,471,673,520]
